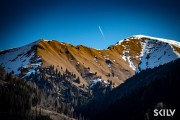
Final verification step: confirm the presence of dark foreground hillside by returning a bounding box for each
[78,59,180,120]
[0,69,52,120]
[0,68,75,120]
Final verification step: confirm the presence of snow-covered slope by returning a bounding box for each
[1,35,180,82]
[137,38,180,72]
[0,40,41,75]
[134,35,180,47]
[117,35,180,72]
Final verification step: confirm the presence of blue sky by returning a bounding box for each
[0,0,180,50]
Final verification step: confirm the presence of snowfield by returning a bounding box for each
[134,35,180,47]
[137,39,180,72]
[118,35,180,72]
[0,40,41,75]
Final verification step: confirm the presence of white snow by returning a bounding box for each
[89,78,109,88]
[137,39,180,72]
[23,69,39,78]
[134,35,180,47]
[107,63,111,68]
[119,40,136,70]
[127,56,136,70]
[104,55,110,60]
[103,80,109,84]
[43,40,52,42]
[121,55,126,61]
[116,40,124,45]
[117,35,180,72]
[90,78,102,88]
[0,40,41,75]
[116,38,130,45]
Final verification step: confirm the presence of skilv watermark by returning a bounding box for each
[154,109,176,117]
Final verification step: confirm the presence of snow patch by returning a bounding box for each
[134,35,180,47]
[126,56,136,70]
[90,78,102,88]
[44,40,53,42]
[89,79,110,88]
[137,39,180,72]
[0,40,41,75]
[121,55,126,61]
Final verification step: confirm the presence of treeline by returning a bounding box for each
[77,59,180,120]
[20,65,91,119]
[0,63,115,120]
[0,69,51,120]
[23,64,114,119]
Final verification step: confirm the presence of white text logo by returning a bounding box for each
[154,109,176,116]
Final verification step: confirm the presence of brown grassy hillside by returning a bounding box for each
[35,36,180,87]
[36,40,137,87]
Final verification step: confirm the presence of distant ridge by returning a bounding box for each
[0,35,180,87]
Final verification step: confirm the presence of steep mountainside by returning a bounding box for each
[36,40,133,86]
[0,35,180,87]
[0,67,75,120]
[0,35,180,120]
[112,35,180,72]
[0,40,41,74]
[78,58,180,120]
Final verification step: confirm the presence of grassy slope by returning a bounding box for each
[36,40,135,86]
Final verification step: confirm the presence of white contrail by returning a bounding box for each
[98,25,105,39]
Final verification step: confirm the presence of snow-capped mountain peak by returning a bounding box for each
[133,35,180,47]
[0,35,180,84]
[116,35,180,72]
[0,40,41,75]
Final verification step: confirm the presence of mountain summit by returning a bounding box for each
[114,35,180,72]
[0,35,180,87]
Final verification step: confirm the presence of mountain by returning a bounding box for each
[78,58,180,120]
[0,35,180,87]
[0,67,75,120]
[114,35,180,72]
[0,35,180,119]
[0,40,40,74]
